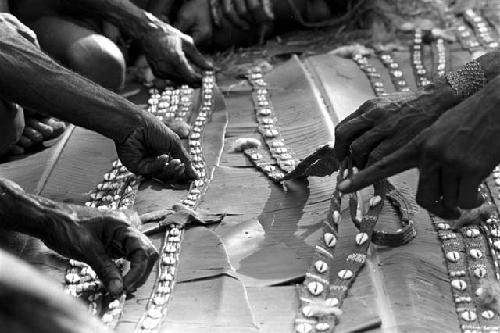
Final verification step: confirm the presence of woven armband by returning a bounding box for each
[445,60,487,99]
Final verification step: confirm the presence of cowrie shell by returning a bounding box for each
[437,223,450,230]
[482,310,495,320]
[446,251,460,262]
[465,229,480,237]
[314,260,328,274]
[332,210,341,224]
[302,305,314,317]
[307,281,324,296]
[355,233,369,246]
[316,323,330,331]
[451,279,467,291]
[325,297,339,307]
[295,323,313,333]
[338,269,353,280]
[461,310,477,322]
[469,249,483,259]
[473,267,487,278]
[324,233,337,248]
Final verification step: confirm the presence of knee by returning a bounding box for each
[66,34,126,92]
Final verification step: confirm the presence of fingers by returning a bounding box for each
[234,0,249,16]
[173,48,202,84]
[334,116,374,161]
[86,249,123,297]
[338,140,419,193]
[26,118,54,138]
[210,0,223,27]
[136,155,190,181]
[458,177,484,209]
[351,129,388,169]
[222,0,250,29]
[247,0,273,24]
[163,136,198,180]
[184,40,214,70]
[119,230,159,292]
[175,6,213,46]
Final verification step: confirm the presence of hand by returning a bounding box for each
[140,12,213,84]
[116,112,197,182]
[0,249,109,333]
[211,0,273,30]
[175,0,214,46]
[335,84,461,169]
[338,76,500,219]
[39,201,159,297]
[210,0,274,43]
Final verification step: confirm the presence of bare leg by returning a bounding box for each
[27,16,126,92]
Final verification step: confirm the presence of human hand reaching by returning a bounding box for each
[338,75,500,219]
[141,12,213,83]
[116,112,197,182]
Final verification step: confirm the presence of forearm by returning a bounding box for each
[0,178,53,240]
[59,0,151,39]
[0,27,144,143]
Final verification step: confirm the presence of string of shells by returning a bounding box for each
[443,8,483,56]
[65,158,141,328]
[245,67,297,181]
[433,37,447,78]
[134,71,215,333]
[463,9,499,51]
[411,29,432,88]
[377,50,410,92]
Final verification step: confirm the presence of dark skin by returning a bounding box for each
[338,75,500,218]
[12,0,212,83]
[174,0,331,48]
[289,50,500,219]
[0,11,194,299]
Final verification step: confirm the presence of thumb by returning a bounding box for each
[338,139,420,193]
[86,248,123,297]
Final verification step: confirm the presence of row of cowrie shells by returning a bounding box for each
[135,72,215,333]
[433,38,447,78]
[377,51,411,92]
[66,159,135,324]
[135,226,182,332]
[297,56,388,333]
[182,73,214,208]
[352,53,387,96]
[482,171,500,281]
[463,9,499,50]
[247,67,297,175]
[436,218,477,324]
[443,10,483,54]
[411,29,432,88]
[148,87,179,121]
[175,86,194,120]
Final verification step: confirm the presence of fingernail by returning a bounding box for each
[108,278,123,296]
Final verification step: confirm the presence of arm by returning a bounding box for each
[58,0,211,83]
[0,14,196,180]
[0,176,158,296]
[0,15,141,143]
[334,50,500,168]
[59,0,151,40]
